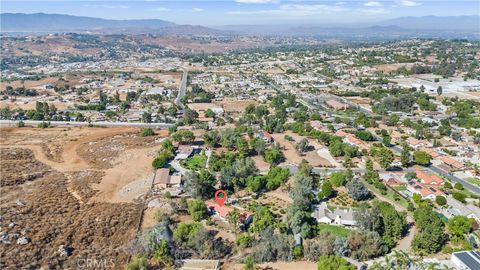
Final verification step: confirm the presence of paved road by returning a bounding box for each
[175,67,188,110]
[0,120,174,129]
[280,163,416,175]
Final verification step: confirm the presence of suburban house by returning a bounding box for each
[444,196,480,223]
[419,147,441,159]
[312,203,356,227]
[205,201,253,230]
[335,130,368,151]
[415,170,444,186]
[153,168,181,189]
[406,137,429,149]
[439,156,464,171]
[407,179,443,200]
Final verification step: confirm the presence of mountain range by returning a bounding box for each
[1,13,479,39]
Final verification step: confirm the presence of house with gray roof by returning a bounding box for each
[312,202,356,227]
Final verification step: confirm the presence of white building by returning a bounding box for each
[312,203,356,227]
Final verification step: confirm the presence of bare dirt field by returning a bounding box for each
[0,126,167,269]
[213,99,258,113]
[272,131,331,167]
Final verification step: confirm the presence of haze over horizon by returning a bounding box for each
[2,0,479,26]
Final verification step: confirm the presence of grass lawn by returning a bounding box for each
[316,224,350,237]
[466,177,480,186]
[182,154,207,170]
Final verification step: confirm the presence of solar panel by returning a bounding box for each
[471,250,480,261]
[456,252,480,270]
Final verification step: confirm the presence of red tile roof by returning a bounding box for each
[416,170,444,186]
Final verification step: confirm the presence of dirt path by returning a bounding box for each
[364,180,416,253]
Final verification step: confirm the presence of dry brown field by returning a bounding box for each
[0,126,168,269]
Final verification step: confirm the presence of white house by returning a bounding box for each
[312,203,356,227]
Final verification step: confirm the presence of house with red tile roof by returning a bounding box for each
[439,156,464,171]
[407,179,444,200]
[206,201,233,219]
[416,170,444,186]
[419,147,441,159]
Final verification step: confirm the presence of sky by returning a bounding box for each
[1,0,479,26]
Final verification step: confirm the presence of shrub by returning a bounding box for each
[454,182,464,190]
[125,255,148,270]
[236,233,253,248]
[140,127,154,137]
[37,121,50,128]
[453,192,467,203]
[436,196,447,206]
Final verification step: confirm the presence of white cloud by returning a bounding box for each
[228,4,347,16]
[153,7,171,12]
[360,8,391,15]
[235,0,277,3]
[192,8,204,12]
[83,5,129,9]
[364,1,382,7]
[400,0,422,7]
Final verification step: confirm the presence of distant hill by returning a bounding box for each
[0,13,232,36]
[0,13,176,32]
[377,15,480,30]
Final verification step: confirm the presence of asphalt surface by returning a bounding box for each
[0,120,174,129]
[175,67,188,110]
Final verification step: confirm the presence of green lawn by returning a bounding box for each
[316,224,350,237]
[182,154,207,170]
[466,177,480,186]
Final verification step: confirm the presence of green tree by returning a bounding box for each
[413,151,431,166]
[250,206,275,235]
[204,130,220,148]
[435,196,447,206]
[318,180,333,200]
[400,143,410,167]
[330,171,348,187]
[187,199,207,221]
[142,112,152,123]
[437,86,443,96]
[382,134,391,147]
[264,145,284,166]
[184,170,216,199]
[153,239,174,268]
[296,138,310,154]
[346,180,371,201]
[376,147,394,169]
[447,215,472,240]
[317,255,356,270]
[204,108,215,118]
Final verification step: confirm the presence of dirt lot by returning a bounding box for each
[272,131,331,167]
[0,126,167,269]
